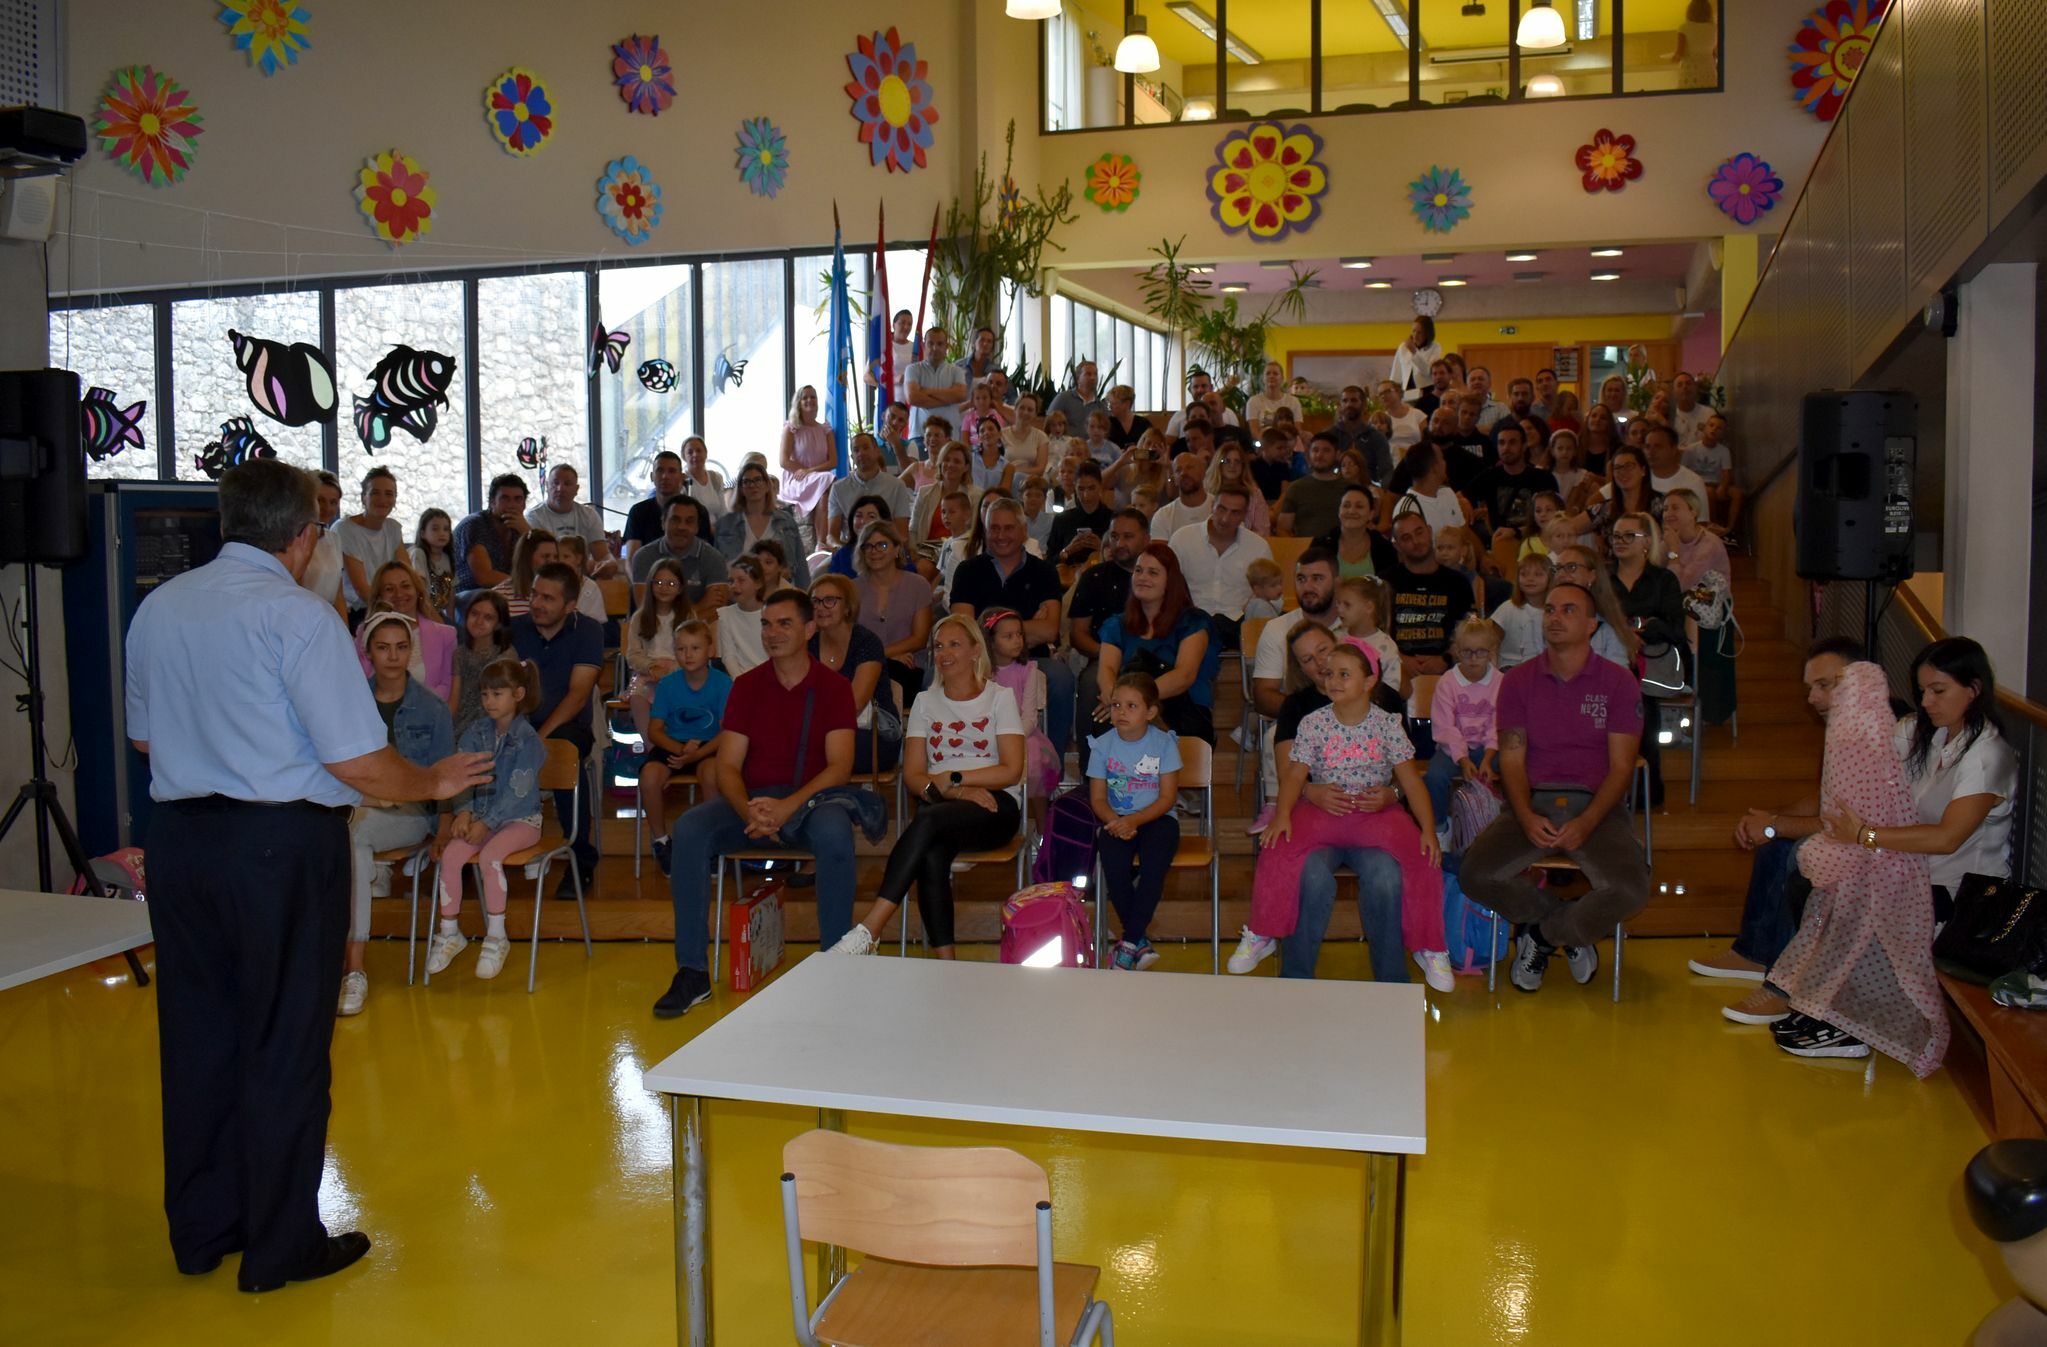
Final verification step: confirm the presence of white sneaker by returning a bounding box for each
[1226,927,1278,974]
[426,931,468,976]
[369,862,393,898]
[1414,950,1456,994]
[475,936,511,980]
[337,970,368,1016]
[830,925,878,955]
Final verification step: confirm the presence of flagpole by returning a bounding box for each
[913,203,940,360]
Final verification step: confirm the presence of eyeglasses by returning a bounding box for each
[1452,647,1495,660]
[1554,561,1592,573]
[651,578,682,589]
[740,476,768,488]
[1611,530,1649,541]
[861,539,894,551]
[811,595,844,608]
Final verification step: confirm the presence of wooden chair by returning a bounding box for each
[779,1129,1114,1347]
[1236,615,1271,798]
[1090,736,1220,973]
[423,738,594,994]
[599,577,632,619]
[374,836,434,985]
[1488,530,1523,581]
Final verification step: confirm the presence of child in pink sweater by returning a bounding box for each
[1423,616,1505,834]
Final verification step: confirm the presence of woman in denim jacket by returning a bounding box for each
[342,611,456,1016]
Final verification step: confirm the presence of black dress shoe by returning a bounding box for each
[238,1231,372,1294]
[176,1242,241,1276]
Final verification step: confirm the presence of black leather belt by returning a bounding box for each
[173,795,352,819]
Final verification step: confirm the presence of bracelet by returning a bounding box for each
[1860,825,1879,851]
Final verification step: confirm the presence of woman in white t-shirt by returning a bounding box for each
[1820,639,2021,903]
[1386,317,1444,398]
[1243,361,1304,429]
[830,614,1025,958]
[335,465,405,616]
[1383,441,1468,533]
[1377,379,1427,453]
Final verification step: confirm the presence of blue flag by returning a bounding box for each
[825,221,852,477]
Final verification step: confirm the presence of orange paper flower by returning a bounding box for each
[1085,153,1141,212]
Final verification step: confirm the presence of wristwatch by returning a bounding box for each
[1761,816,1778,840]
[949,771,964,792]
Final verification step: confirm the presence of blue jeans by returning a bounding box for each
[668,798,856,972]
[1038,655,1076,759]
[1732,836,1810,967]
[1280,847,1409,983]
[1422,752,1461,829]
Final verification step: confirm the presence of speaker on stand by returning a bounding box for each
[1795,389,1917,657]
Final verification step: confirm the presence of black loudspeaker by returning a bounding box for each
[0,368,89,566]
[1795,389,1917,583]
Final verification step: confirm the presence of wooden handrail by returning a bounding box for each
[1892,583,2047,732]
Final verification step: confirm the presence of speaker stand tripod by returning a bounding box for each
[0,562,150,987]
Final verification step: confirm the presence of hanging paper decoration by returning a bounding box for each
[94,66,204,186]
[844,27,938,174]
[612,34,675,116]
[1407,165,1473,234]
[352,345,454,452]
[735,117,790,198]
[194,416,275,479]
[997,176,1022,230]
[596,155,663,245]
[229,329,337,426]
[484,67,555,156]
[218,0,311,76]
[1206,122,1328,245]
[1084,152,1141,213]
[79,387,147,461]
[590,319,630,375]
[1789,0,1888,121]
[356,149,435,246]
[1708,152,1784,225]
[637,359,678,393]
[516,436,547,470]
[1575,129,1641,193]
[713,353,748,392]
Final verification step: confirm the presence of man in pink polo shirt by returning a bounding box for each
[1461,581,1649,993]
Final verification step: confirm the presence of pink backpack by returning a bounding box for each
[999,881,1096,968]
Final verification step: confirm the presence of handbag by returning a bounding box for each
[1933,873,2047,984]
[1638,641,1687,698]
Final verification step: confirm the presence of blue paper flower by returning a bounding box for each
[1408,165,1473,234]
[735,117,789,198]
[484,68,553,157]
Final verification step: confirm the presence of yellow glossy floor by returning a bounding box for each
[1,935,2007,1345]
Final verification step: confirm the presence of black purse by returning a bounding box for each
[1933,874,2047,985]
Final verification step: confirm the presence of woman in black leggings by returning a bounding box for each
[829,614,1026,957]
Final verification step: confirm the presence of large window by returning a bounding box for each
[701,258,790,473]
[479,270,589,523]
[170,292,323,479]
[597,263,696,526]
[1050,292,1172,412]
[334,280,468,525]
[52,304,159,481]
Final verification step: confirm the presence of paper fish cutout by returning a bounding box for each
[713,353,747,391]
[637,358,677,394]
[516,436,547,470]
[590,319,630,375]
[193,415,275,479]
[229,329,337,427]
[353,344,454,452]
[79,386,147,461]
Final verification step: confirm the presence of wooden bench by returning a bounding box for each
[1942,973,2047,1140]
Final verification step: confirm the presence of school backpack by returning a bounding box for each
[69,846,148,901]
[1442,867,1510,972]
[1030,787,1101,886]
[1448,778,1503,853]
[1000,881,1096,968]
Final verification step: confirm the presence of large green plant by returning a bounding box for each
[931,121,1075,351]
[1138,236,1316,410]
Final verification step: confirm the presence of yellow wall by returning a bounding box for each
[1267,315,1678,367]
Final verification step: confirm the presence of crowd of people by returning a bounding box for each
[278,326,2018,1080]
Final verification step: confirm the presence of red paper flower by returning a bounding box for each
[1574,129,1642,194]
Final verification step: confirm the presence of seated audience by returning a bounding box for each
[1070,509,1150,759]
[1164,368,1240,437]
[968,414,1015,496]
[624,559,690,736]
[1104,383,1151,449]
[656,590,861,1017]
[1003,392,1051,480]
[510,564,603,892]
[550,535,610,625]
[409,506,458,622]
[809,573,899,775]
[494,527,555,618]
[1094,542,1219,745]
[828,433,913,546]
[983,608,1060,803]
[1150,451,1212,539]
[1251,425,1298,505]
[450,589,513,735]
[830,615,1026,958]
[949,498,1074,757]
[1378,380,1427,456]
[682,437,728,523]
[717,462,812,588]
[1020,475,1056,553]
[336,466,405,620]
[1551,545,1639,669]
[1244,360,1302,430]
[1684,411,1742,533]
[1108,429,1172,510]
[1278,431,1349,539]
[1385,441,1468,534]
[1383,511,1476,683]
[1088,672,1183,972]
[1332,576,1404,700]
[1318,483,1395,580]
[1609,511,1684,805]
[910,441,978,555]
[826,496,910,577]
[524,463,617,578]
[1643,423,1710,505]
[1466,422,1560,541]
[1546,387,1583,437]
[1170,484,1271,652]
[1244,557,1287,621]
[1423,616,1505,833]
[1205,441,1271,535]
[1251,549,1343,789]
[625,449,685,558]
[853,520,934,708]
[1663,488,1737,723]
[454,473,528,592]
[1490,553,1553,669]
[1461,582,1650,993]
[359,560,454,701]
[641,621,731,875]
[714,556,768,678]
[1046,460,1116,568]
[629,496,733,612]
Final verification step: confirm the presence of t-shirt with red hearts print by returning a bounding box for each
[908,680,1028,809]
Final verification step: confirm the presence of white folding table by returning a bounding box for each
[642,955,1426,1346]
[0,888,154,992]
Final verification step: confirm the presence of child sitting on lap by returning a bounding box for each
[1243,557,1287,622]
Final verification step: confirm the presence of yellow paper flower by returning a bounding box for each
[1206,122,1326,243]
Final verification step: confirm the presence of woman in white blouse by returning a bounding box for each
[1376,378,1427,452]
[1386,316,1444,398]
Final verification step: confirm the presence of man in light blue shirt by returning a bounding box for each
[903,326,967,439]
[126,458,488,1295]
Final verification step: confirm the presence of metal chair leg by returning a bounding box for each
[1487,910,1500,993]
[526,860,548,994]
[1689,706,1703,805]
[633,777,643,880]
[1612,921,1624,1003]
[1210,856,1221,975]
[712,858,726,984]
[406,857,427,986]
[575,862,593,958]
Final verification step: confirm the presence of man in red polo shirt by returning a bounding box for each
[1461,581,1649,993]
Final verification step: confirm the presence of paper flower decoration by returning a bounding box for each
[1789,0,1888,121]
[484,68,554,156]
[612,34,676,116]
[1085,153,1141,213]
[1407,165,1473,234]
[1206,122,1327,244]
[845,27,938,174]
[1575,129,1641,193]
[597,155,663,245]
[217,0,311,76]
[356,149,435,246]
[94,66,204,186]
[735,117,790,198]
[1708,152,1784,224]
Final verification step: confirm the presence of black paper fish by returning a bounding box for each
[228,329,337,427]
[517,436,547,470]
[193,415,275,480]
[713,353,747,391]
[637,358,676,394]
[79,386,147,461]
[353,345,455,452]
[590,318,630,375]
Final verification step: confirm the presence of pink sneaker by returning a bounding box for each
[1244,803,1276,836]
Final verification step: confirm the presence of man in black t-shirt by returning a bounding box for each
[1384,511,1475,681]
[1250,425,1298,504]
[1444,394,1497,494]
[1045,462,1116,567]
[950,499,1075,754]
[1068,509,1149,770]
[1466,422,1559,541]
[623,450,685,560]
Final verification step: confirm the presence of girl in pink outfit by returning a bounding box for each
[982,608,1060,803]
[1233,639,1451,990]
[1423,616,1506,829]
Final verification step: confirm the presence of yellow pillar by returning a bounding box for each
[1719,234,1760,353]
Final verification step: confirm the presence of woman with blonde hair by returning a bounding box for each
[1002,390,1050,479]
[1580,402,1619,475]
[1105,428,1171,510]
[1204,440,1271,535]
[358,560,456,700]
[716,459,812,587]
[909,441,979,553]
[780,384,836,542]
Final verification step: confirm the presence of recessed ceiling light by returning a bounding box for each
[1422,252,1456,264]
[1505,251,1538,262]
[1439,276,1470,287]
[1260,259,1294,269]
[1364,280,1394,289]
[1220,282,1249,293]
[1590,270,1621,281]
[1340,257,1374,269]
[1187,264,1216,273]
[1590,246,1624,258]
[1513,271,1545,282]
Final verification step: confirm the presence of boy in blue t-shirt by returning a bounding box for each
[1086,672,1184,971]
[643,621,732,874]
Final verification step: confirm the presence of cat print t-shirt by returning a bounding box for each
[909,681,1027,808]
[1288,705,1415,792]
[1086,724,1182,815]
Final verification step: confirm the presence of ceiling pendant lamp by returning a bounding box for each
[1516,0,1567,49]
[1007,0,1063,20]
[1115,14,1161,73]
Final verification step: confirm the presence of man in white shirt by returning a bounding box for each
[1243,360,1302,429]
[525,464,619,577]
[828,432,914,543]
[1164,369,1241,439]
[1170,485,1270,651]
[903,327,967,439]
[1467,366,1512,431]
[1150,450,1212,538]
[1668,372,1711,449]
[1643,423,1710,502]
